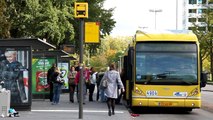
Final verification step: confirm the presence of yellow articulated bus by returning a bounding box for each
[123,30,207,111]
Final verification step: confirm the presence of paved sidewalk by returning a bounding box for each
[201,84,213,113]
[202,84,213,92]
[2,93,132,120]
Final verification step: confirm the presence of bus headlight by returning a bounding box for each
[188,88,198,97]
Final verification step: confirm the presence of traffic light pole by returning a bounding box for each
[79,19,84,119]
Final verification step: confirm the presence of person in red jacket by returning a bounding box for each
[75,66,90,104]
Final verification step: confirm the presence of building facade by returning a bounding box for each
[183,0,213,30]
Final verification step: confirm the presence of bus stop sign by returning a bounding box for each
[74,2,88,18]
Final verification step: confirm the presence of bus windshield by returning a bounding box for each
[135,42,198,85]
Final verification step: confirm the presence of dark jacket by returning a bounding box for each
[47,67,55,84]
[52,72,64,84]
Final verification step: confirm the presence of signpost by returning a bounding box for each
[74,2,100,119]
[74,2,88,119]
[85,22,100,43]
[74,2,88,18]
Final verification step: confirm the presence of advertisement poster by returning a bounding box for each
[0,47,30,106]
[32,58,56,94]
[58,62,69,89]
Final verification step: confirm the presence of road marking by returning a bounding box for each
[31,109,124,113]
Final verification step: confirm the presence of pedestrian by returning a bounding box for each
[97,68,106,102]
[89,67,97,101]
[75,65,90,104]
[75,63,80,72]
[100,63,125,116]
[52,67,64,105]
[47,63,56,102]
[85,67,91,93]
[67,65,77,103]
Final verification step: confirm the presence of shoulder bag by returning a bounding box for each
[101,72,109,88]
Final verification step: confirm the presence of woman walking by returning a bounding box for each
[101,63,125,116]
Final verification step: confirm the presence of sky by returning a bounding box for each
[104,0,183,36]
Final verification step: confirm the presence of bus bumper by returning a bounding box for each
[132,98,201,108]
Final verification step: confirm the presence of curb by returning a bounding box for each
[207,82,213,85]
[202,90,213,92]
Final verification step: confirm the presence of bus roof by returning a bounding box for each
[135,30,198,42]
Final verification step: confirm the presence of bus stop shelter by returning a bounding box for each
[32,50,76,97]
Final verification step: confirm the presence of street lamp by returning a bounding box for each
[149,9,162,29]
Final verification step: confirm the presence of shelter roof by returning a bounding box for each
[59,55,76,61]
[0,38,56,50]
[33,50,69,57]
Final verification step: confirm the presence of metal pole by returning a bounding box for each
[176,0,178,30]
[154,12,157,29]
[79,19,84,119]
[211,27,213,81]
[211,42,213,81]
[88,51,90,66]
[149,9,162,30]
[119,56,122,73]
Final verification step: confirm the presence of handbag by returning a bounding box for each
[101,72,109,88]
[68,78,75,85]
[102,78,108,88]
[57,75,65,85]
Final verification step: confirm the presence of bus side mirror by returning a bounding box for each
[201,72,207,88]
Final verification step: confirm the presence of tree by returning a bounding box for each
[73,0,116,55]
[2,0,116,50]
[0,0,10,38]
[89,36,131,69]
[3,0,75,47]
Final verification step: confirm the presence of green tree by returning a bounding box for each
[73,0,116,55]
[89,36,131,69]
[2,0,115,50]
[192,6,213,61]
[0,0,10,38]
[4,0,74,47]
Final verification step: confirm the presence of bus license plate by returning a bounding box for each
[159,102,172,106]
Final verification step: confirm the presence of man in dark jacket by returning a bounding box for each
[47,63,56,102]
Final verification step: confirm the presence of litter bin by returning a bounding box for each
[0,89,10,117]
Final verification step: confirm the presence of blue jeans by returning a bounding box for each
[100,88,107,102]
[52,83,62,104]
